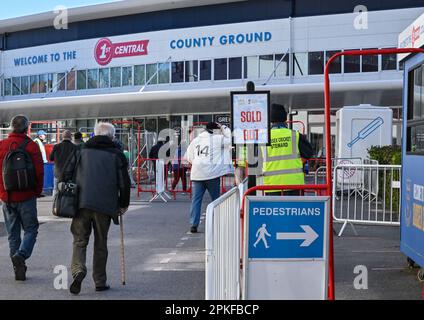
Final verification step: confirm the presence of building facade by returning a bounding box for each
[0,0,423,150]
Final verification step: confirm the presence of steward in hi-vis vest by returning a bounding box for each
[262,126,304,186]
[234,104,314,193]
[262,103,313,195]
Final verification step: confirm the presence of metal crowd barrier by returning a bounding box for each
[332,163,402,236]
[205,182,246,300]
[165,163,192,200]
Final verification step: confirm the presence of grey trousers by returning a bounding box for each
[70,209,111,287]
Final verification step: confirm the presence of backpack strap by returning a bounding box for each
[18,138,31,151]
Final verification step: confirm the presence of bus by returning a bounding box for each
[401,51,424,280]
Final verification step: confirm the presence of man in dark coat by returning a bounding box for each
[69,122,131,295]
[50,130,76,180]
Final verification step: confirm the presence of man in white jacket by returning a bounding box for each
[185,122,233,233]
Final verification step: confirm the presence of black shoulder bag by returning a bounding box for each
[52,150,81,218]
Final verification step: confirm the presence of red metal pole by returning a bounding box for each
[324,47,424,300]
[137,123,141,198]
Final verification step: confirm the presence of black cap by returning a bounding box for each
[11,115,29,134]
[270,103,287,123]
[206,122,220,133]
[74,131,83,140]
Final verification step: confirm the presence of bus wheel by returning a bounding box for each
[417,269,424,282]
[407,257,417,269]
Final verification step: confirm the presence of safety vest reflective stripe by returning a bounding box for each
[262,168,304,176]
[264,132,297,161]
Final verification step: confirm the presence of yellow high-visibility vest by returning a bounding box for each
[261,128,304,186]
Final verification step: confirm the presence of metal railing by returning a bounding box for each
[332,163,401,236]
[205,183,245,300]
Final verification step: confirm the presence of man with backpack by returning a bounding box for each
[0,115,44,281]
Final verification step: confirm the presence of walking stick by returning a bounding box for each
[119,214,126,285]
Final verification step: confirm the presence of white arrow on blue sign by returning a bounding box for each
[247,197,328,260]
[276,225,319,247]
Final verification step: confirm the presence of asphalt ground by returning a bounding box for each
[0,191,423,300]
[0,193,206,300]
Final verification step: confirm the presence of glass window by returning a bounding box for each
[292,53,307,76]
[57,73,66,91]
[413,67,422,120]
[122,66,133,86]
[110,67,121,87]
[30,75,39,93]
[275,53,289,77]
[199,115,212,123]
[229,57,242,80]
[326,50,342,74]
[172,61,184,83]
[259,55,274,78]
[88,69,99,89]
[362,48,378,72]
[66,71,76,91]
[158,117,170,133]
[134,65,145,86]
[4,78,12,96]
[39,74,47,93]
[344,49,360,73]
[214,58,227,80]
[185,60,198,82]
[77,70,87,90]
[382,51,397,71]
[47,73,54,92]
[49,74,61,93]
[21,76,29,95]
[244,56,259,79]
[200,60,212,81]
[145,118,157,132]
[12,77,21,95]
[409,125,424,153]
[308,51,324,75]
[146,64,158,85]
[158,63,170,84]
[99,68,110,88]
[406,66,424,154]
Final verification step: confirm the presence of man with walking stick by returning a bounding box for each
[68,122,131,295]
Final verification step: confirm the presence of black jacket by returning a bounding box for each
[75,136,131,224]
[149,141,165,160]
[50,139,76,178]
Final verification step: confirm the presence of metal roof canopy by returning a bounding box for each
[0,80,402,122]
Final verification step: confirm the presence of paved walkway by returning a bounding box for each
[0,191,422,300]
[0,192,206,300]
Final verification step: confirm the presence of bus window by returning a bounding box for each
[406,65,424,154]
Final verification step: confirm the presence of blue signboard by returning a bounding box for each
[247,197,328,260]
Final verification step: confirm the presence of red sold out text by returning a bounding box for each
[241,111,262,123]
[244,129,259,141]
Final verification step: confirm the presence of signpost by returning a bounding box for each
[243,196,330,300]
[231,90,270,146]
[231,84,270,189]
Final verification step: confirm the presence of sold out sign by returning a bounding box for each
[231,92,270,145]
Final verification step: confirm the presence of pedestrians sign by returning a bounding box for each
[248,198,326,259]
[243,196,330,300]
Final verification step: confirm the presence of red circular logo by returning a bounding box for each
[94,38,113,66]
